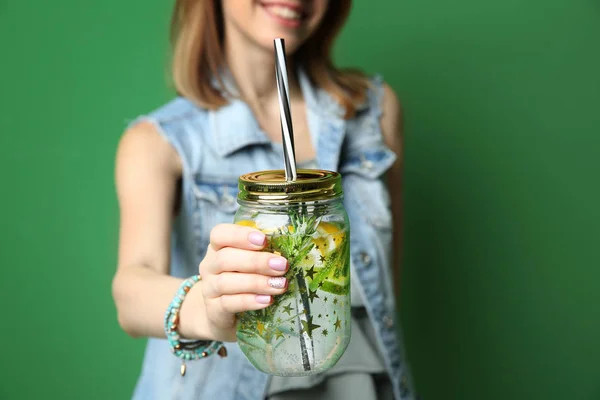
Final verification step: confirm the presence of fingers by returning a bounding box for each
[210,223,267,251]
[204,272,288,298]
[206,247,288,276]
[202,224,293,326]
[218,294,276,314]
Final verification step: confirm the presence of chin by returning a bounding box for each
[256,31,306,54]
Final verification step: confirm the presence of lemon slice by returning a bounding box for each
[313,222,346,256]
[318,222,346,240]
[308,229,350,295]
[236,219,296,235]
[236,220,257,228]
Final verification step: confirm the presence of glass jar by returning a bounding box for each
[234,169,351,376]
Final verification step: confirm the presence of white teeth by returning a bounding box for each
[269,5,301,20]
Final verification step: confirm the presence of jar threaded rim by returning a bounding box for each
[238,169,342,203]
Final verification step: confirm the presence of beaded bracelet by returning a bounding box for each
[164,274,227,376]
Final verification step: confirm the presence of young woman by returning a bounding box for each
[112,0,415,399]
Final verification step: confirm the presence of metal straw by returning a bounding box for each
[274,38,297,182]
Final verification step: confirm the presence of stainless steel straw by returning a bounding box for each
[274,38,298,182]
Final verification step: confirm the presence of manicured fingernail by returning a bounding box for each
[248,232,266,246]
[256,295,272,304]
[268,257,288,271]
[268,277,287,289]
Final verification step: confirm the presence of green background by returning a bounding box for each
[1,0,598,399]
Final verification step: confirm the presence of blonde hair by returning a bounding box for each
[170,0,368,119]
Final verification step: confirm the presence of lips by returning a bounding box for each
[260,1,307,27]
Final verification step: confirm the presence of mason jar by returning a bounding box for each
[234,169,351,376]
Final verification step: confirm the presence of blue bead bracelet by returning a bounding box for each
[164,275,226,376]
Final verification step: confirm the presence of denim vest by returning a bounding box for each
[130,71,415,400]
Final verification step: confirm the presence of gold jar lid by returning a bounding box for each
[238,169,342,204]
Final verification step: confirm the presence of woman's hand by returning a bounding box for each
[198,223,289,342]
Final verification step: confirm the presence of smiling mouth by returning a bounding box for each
[260,2,307,25]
